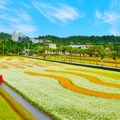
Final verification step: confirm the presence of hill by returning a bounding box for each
[0,32,11,40]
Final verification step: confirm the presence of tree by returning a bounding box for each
[99,51,106,67]
[110,51,118,67]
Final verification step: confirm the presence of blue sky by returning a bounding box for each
[0,0,120,38]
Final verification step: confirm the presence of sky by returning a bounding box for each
[0,0,120,38]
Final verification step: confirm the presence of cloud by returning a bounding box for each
[95,11,120,24]
[95,11,102,19]
[109,29,120,35]
[0,0,10,10]
[32,1,81,23]
[0,0,37,37]
[0,23,36,37]
[15,10,32,22]
[95,0,120,36]
[103,12,120,24]
[0,13,20,23]
[22,2,31,8]
[0,8,36,36]
[111,0,120,11]
[11,24,36,33]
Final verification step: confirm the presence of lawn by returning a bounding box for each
[0,94,21,120]
[0,86,36,120]
[0,56,120,120]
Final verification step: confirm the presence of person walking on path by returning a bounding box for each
[0,74,3,84]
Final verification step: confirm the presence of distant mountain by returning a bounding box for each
[0,32,120,45]
[37,35,120,45]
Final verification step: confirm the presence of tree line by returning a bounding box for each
[0,32,120,61]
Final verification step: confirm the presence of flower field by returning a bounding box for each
[0,56,120,120]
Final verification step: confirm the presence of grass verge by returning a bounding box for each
[0,86,36,120]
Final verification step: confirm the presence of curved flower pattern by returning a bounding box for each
[25,71,120,99]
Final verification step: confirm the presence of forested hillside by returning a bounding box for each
[0,32,120,45]
[0,32,11,40]
[38,35,120,45]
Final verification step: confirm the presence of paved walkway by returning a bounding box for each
[2,83,52,120]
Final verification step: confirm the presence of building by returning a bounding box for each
[30,38,44,43]
[11,31,18,41]
[43,40,52,46]
[49,43,56,49]
[70,45,92,49]
[11,31,29,42]
[18,36,29,42]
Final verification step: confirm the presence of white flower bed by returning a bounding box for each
[0,57,120,120]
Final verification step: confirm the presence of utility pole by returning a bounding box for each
[28,43,29,56]
[3,41,4,55]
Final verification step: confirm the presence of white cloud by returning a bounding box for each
[32,2,81,23]
[111,0,120,11]
[11,24,36,33]
[15,10,32,22]
[0,9,36,35]
[0,0,10,10]
[0,23,36,37]
[95,0,120,35]
[0,13,20,23]
[103,12,120,24]
[95,11,102,19]
[22,2,31,8]
[95,10,120,24]
[109,29,120,35]
[109,23,120,35]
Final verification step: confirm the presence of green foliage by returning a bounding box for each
[37,35,120,45]
[0,32,120,56]
[0,32,11,40]
[110,51,118,61]
[0,86,36,120]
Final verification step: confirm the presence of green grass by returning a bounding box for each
[0,93,21,120]
[0,87,36,120]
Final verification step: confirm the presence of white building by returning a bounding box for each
[11,31,29,42]
[49,43,56,49]
[30,38,39,43]
[30,39,44,43]
[70,45,91,49]
[11,31,18,41]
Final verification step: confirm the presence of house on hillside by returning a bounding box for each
[70,45,92,49]
[49,43,56,49]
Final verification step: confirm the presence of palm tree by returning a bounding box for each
[60,46,68,61]
[110,51,118,67]
[99,51,106,67]
[78,49,83,63]
[72,48,79,62]
[94,45,105,66]
[64,46,73,62]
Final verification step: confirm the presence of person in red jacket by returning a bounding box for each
[0,74,3,83]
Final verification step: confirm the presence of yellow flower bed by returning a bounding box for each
[25,71,120,99]
[18,57,24,61]
[66,68,120,80]
[46,70,120,88]
[6,57,13,60]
